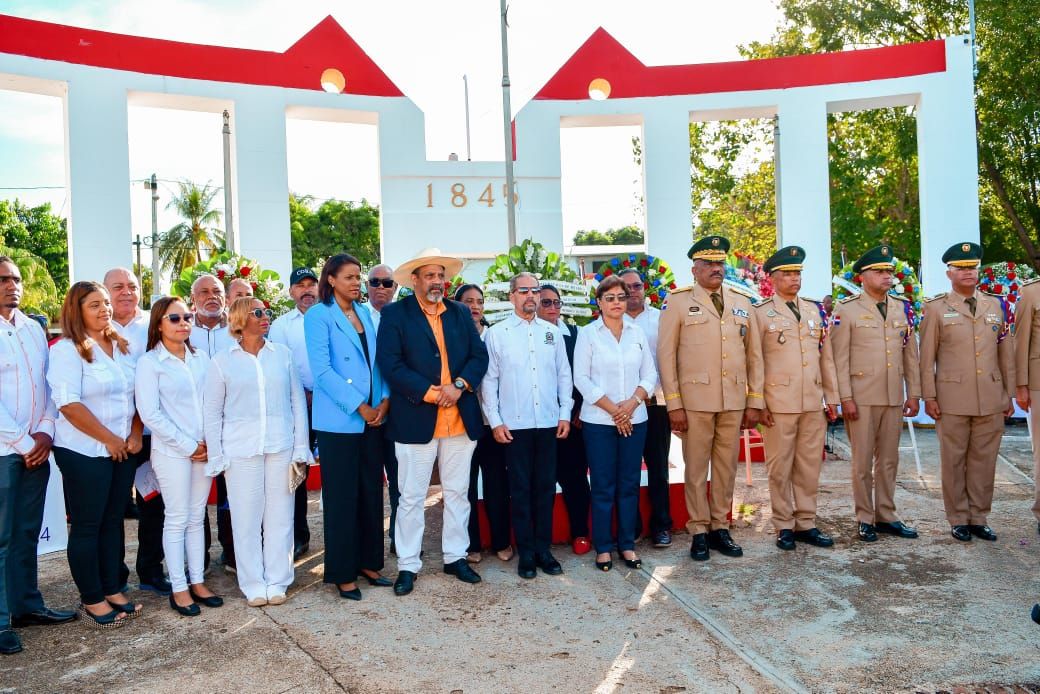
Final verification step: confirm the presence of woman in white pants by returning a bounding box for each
[204,297,311,606]
[135,296,223,617]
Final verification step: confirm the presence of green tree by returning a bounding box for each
[572,230,611,245]
[572,226,645,245]
[0,244,61,319]
[289,194,381,269]
[157,181,224,277]
[0,199,70,292]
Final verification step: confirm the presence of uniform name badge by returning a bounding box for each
[731,307,749,318]
[688,306,700,314]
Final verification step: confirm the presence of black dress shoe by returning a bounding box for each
[793,528,834,548]
[188,588,224,608]
[0,629,23,655]
[858,523,878,542]
[363,574,393,587]
[689,533,709,561]
[293,543,309,561]
[968,524,997,541]
[517,558,537,579]
[875,521,918,538]
[622,555,642,569]
[139,576,173,596]
[707,529,743,557]
[393,571,416,596]
[595,558,612,572]
[1032,604,1040,625]
[652,530,672,548]
[950,525,972,542]
[338,587,362,601]
[776,529,795,551]
[443,559,482,584]
[168,595,201,617]
[12,607,77,628]
[535,553,563,575]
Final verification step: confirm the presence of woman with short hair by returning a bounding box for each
[204,297,310,606]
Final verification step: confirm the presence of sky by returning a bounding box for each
[0,0,783,266]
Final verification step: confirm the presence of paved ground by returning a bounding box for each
[3,422,1040,693]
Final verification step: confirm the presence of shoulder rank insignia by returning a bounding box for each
[671,285,693,294]
[924,293,947,303]
[838,295,858,304]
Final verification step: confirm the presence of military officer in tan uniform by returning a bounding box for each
[920,242,1014,542]
[658,235,763,561]
[1013,275,1040,537]
[749,246,839,550]
[829,245,922,543]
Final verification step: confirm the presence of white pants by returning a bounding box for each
[395,434,477,573]
[224,450,295,601]
[151,450,212,593]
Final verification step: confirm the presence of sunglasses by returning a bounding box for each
[600,294,629,304]
[250,308,274,319]
[163,313,195,325]
[540,298,562,308]
[513,287,541,295]
[369,278,395,289]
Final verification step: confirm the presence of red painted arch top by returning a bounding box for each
[535,28,947,100]
[0,13,404,97]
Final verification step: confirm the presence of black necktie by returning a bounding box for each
[876,301,887,320]
[710,292,724,315]
[966,297,976,316]
[786,300,801,322]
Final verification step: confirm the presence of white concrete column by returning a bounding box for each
[643,109,693,277]
[916,38,980,295]
[63,77,132,282]
[231,94,292,283]
[776,98,831,299]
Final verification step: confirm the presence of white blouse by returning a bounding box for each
[573,318,657,426]
[135,343,209,459]
[47,337,136,457]
[203,339,310,475]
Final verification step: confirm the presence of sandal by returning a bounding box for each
[496,547,515,562]
[78,604,127,629]
[106,599,143,619]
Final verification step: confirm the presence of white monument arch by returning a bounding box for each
[0,14,978,296]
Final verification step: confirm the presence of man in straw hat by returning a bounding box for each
[375,248,489,596]
[829,245,921,543]
[920,242,1013,543]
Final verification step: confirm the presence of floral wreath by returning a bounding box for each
[979,261,1035,312]
[172,251,293,317]
[594,253,675,310]
[484,239,592,324]
[832,257,923,329]
[725,252,772,302]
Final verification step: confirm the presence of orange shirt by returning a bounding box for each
[417,295,467,439]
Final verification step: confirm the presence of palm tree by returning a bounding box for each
[157,181,225,276]
[0,245,61,319]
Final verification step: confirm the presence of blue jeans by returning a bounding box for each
[583,422,647,554]
[0,454,49,627]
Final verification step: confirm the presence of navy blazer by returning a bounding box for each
[376,295,489,444]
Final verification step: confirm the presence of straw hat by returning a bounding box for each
[393,248,464,289]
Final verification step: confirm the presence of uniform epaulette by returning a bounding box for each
[754,301,772,310]
[924,293,947,303]
[725,284,756,300]
[801,296,820,305]
[1024,277,1040,287]
[890,294,909,302]
[838,295,858,304]
[670,285,693,294]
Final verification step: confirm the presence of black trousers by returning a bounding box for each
[54,447,136,605]
[638,405,673,536]
[467,426,511,553]
[556,422,590,539]
[316,428,384,584]
[294,398,317,548]
[130,436,166,583]
[504,428,557,559]
[383,426,399,546]
[203,473,234,567]
[0,454,49,627]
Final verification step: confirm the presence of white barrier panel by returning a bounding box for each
[37,457,68,556]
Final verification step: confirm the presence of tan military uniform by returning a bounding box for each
[830,293,922,524]
[1014,278,1040,525]
[658,283,763,535]
[919,290,1014,525]
[749,294,839,531]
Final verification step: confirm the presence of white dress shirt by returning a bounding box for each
[573,318,657,426]
[47,337,136,457]
[0,310,57,456]
[191,320,235,358]
[135,343,209,458]
[268,307,313,390]
[481,314,573,430]
[365,302,382,333]
[110,310,150,362]
[203,340,310,474]
[624,305,664,401]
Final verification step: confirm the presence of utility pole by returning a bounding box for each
[772,115,782,249]
[463,74,472,162]
[499,0,517,248]
[222,110,236,253]
[143,173,160,301]
[132,234,144,307]
[968,0,978,79]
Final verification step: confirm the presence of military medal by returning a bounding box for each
[767,309,776,317]
[778,332,786,344]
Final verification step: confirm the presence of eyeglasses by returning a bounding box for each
[600,294,629,303]
[163,313,195,324]
[0,275,22,285]
[539,298,562,308]
[369,278,395,289]
[513,287,541,295]
[250,308,274,319]
[623,282,644,291]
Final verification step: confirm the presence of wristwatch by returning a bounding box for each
[454,378,467,391]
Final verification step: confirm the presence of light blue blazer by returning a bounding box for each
[304,299,389,434]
